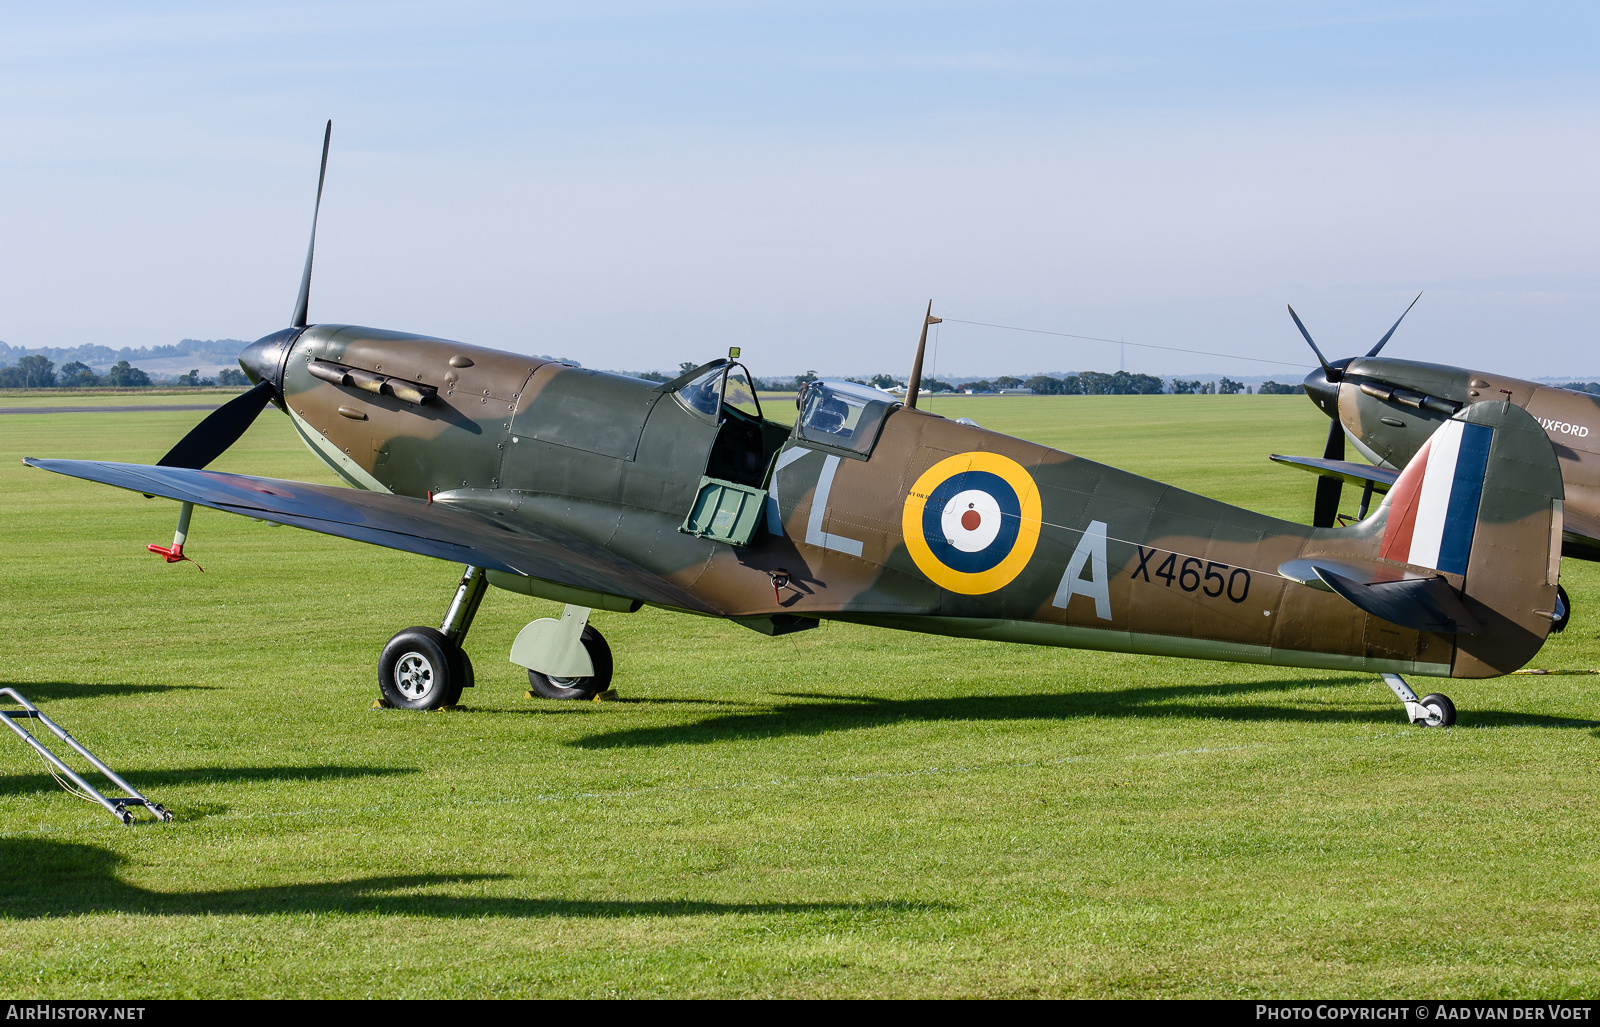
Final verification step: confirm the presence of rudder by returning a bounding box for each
[1376,400,1564,676]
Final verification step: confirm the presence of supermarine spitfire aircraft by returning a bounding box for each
[1271,299,1599,630]
[25,125,1570,727]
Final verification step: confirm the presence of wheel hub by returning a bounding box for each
[394,652,436,700]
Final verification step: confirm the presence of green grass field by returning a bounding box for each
[2,395,1597,998]
[0,389,244,408]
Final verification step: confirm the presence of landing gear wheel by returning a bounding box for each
[379,627,464,710]
[1417,692,1456,728]
[452,647,475,693]
[1552,584,1571,633]
[527,626,613,700]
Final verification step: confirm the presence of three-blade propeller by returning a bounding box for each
[155,121,332,470]
[156,381,277,469]
[1289,293,1422,528]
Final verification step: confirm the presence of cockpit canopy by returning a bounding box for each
[795,379,899,458]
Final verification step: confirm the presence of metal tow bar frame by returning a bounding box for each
[0,687,172,825]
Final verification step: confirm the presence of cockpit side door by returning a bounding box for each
[664,361,792,545]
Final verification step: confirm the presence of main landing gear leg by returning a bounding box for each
[1381,673,1456,728]
[377,565,487,710]
[512,605,614,700]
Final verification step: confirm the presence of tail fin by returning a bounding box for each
[1286,400,1564,676]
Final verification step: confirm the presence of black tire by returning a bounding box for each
[379,627,464,710]
[453,647,475,691]
[1552,583,1571,633]
[527,626,613,700]
[1418,692,1456,728]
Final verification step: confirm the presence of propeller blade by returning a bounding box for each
[1312,418,1345,527]
[1365,291,1422,358]
[1287,304,1336,377]
[156,382,276,470]
[290,120,332,329]
[1322,414,1345,461]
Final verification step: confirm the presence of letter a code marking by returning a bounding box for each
[1053,520,1111,620]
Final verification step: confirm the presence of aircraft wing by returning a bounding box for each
[1268,454,1399,491]
[23,458,719,615]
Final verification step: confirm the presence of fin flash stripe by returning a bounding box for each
[1379,419,1492,576]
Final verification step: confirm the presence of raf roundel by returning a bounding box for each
[902,452,1043,594]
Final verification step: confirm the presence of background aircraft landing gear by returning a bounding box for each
[527,625,613,700]
[1380,673,1456,727]
[376,566,486,710]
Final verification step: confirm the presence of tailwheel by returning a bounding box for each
[1417,692,1456,728]
[379,627,465,710]
[1381,672,1457,728]
[1552,583,1571,633]
[527,626,613,700]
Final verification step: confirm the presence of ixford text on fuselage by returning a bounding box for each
[233,321,1558,689]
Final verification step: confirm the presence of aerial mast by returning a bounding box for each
[904,300,942,409]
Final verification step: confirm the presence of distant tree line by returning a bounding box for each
[1021,371,1163,395]
[0,338,250,368]
[0,354,249,389]
[1563,382,1600,395]
[612,366,1319,397]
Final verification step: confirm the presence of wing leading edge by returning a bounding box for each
[24,458,718,615]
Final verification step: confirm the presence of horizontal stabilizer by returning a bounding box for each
[1280,557,1483,634]
[1269,454,1398,491]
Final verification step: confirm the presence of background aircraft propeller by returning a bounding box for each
[1287,304,1337,380]
[1365,292,1421,359]
[154,121,332,470]
[1311,418,1345,528]
[1291,293,1421,528]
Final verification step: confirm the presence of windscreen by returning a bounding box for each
[675,366,725,417]
[723,368,760,418]
[674,363,763,421]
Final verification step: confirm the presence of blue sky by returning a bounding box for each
[1,2,1596,378]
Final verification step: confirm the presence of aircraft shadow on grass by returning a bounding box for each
[0,764,417,798]
[573,676,1600,748]
[2,680,218,702]
[0,838,936,921]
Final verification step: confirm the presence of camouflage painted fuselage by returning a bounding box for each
[278,325,1558,680]
[1319,357,1600,560]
